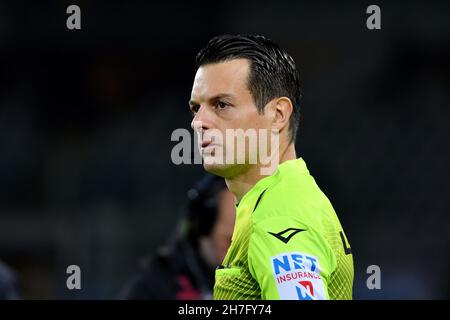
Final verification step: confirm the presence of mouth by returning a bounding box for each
[201,140,213,148]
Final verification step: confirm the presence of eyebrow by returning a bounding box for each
[189,93,236,107]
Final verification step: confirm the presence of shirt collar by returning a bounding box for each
[236,157,308,208]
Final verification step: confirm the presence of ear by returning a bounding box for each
[271,97,293,133]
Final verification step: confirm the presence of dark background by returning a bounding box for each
[0,0,449,299]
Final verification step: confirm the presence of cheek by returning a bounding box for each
[213,233,230,253]
[234,107,268,130]
[216,240,229,261]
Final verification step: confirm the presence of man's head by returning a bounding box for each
[202,188,235,267]
[190,35,301,178]
[185,175,235,267]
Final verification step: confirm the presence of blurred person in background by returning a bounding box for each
[120,174,235,299]
[0,260,20,300]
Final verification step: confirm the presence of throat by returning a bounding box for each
[225,143,296,202]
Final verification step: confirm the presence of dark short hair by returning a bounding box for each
[196,34,302,142]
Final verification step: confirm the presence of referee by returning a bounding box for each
[188,34,353,300]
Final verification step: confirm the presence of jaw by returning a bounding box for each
[203,161,252,180]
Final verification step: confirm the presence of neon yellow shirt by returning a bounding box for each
[214,158,353,300]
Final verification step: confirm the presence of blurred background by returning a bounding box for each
[0,0,449,299]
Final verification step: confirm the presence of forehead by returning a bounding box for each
[191,58,250,99]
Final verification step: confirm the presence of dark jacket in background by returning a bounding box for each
[120,240,214,300]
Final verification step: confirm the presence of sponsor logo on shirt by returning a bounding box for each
[271,252,326,300]
[296,280,315,300]
[268,228,306,244]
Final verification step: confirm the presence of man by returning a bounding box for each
[189,34,353,300]
[121,175,235,299]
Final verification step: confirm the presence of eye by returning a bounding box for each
[190,104,200,116]
[216,101,229,110]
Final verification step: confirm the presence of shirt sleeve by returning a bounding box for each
[247,216,337,300]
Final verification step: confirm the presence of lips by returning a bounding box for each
[201,140,212,148]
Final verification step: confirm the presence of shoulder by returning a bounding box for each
[252,171,336,231]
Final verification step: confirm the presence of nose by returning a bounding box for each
[190,105,211,132]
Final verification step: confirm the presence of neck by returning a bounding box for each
[225,143,296,203]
